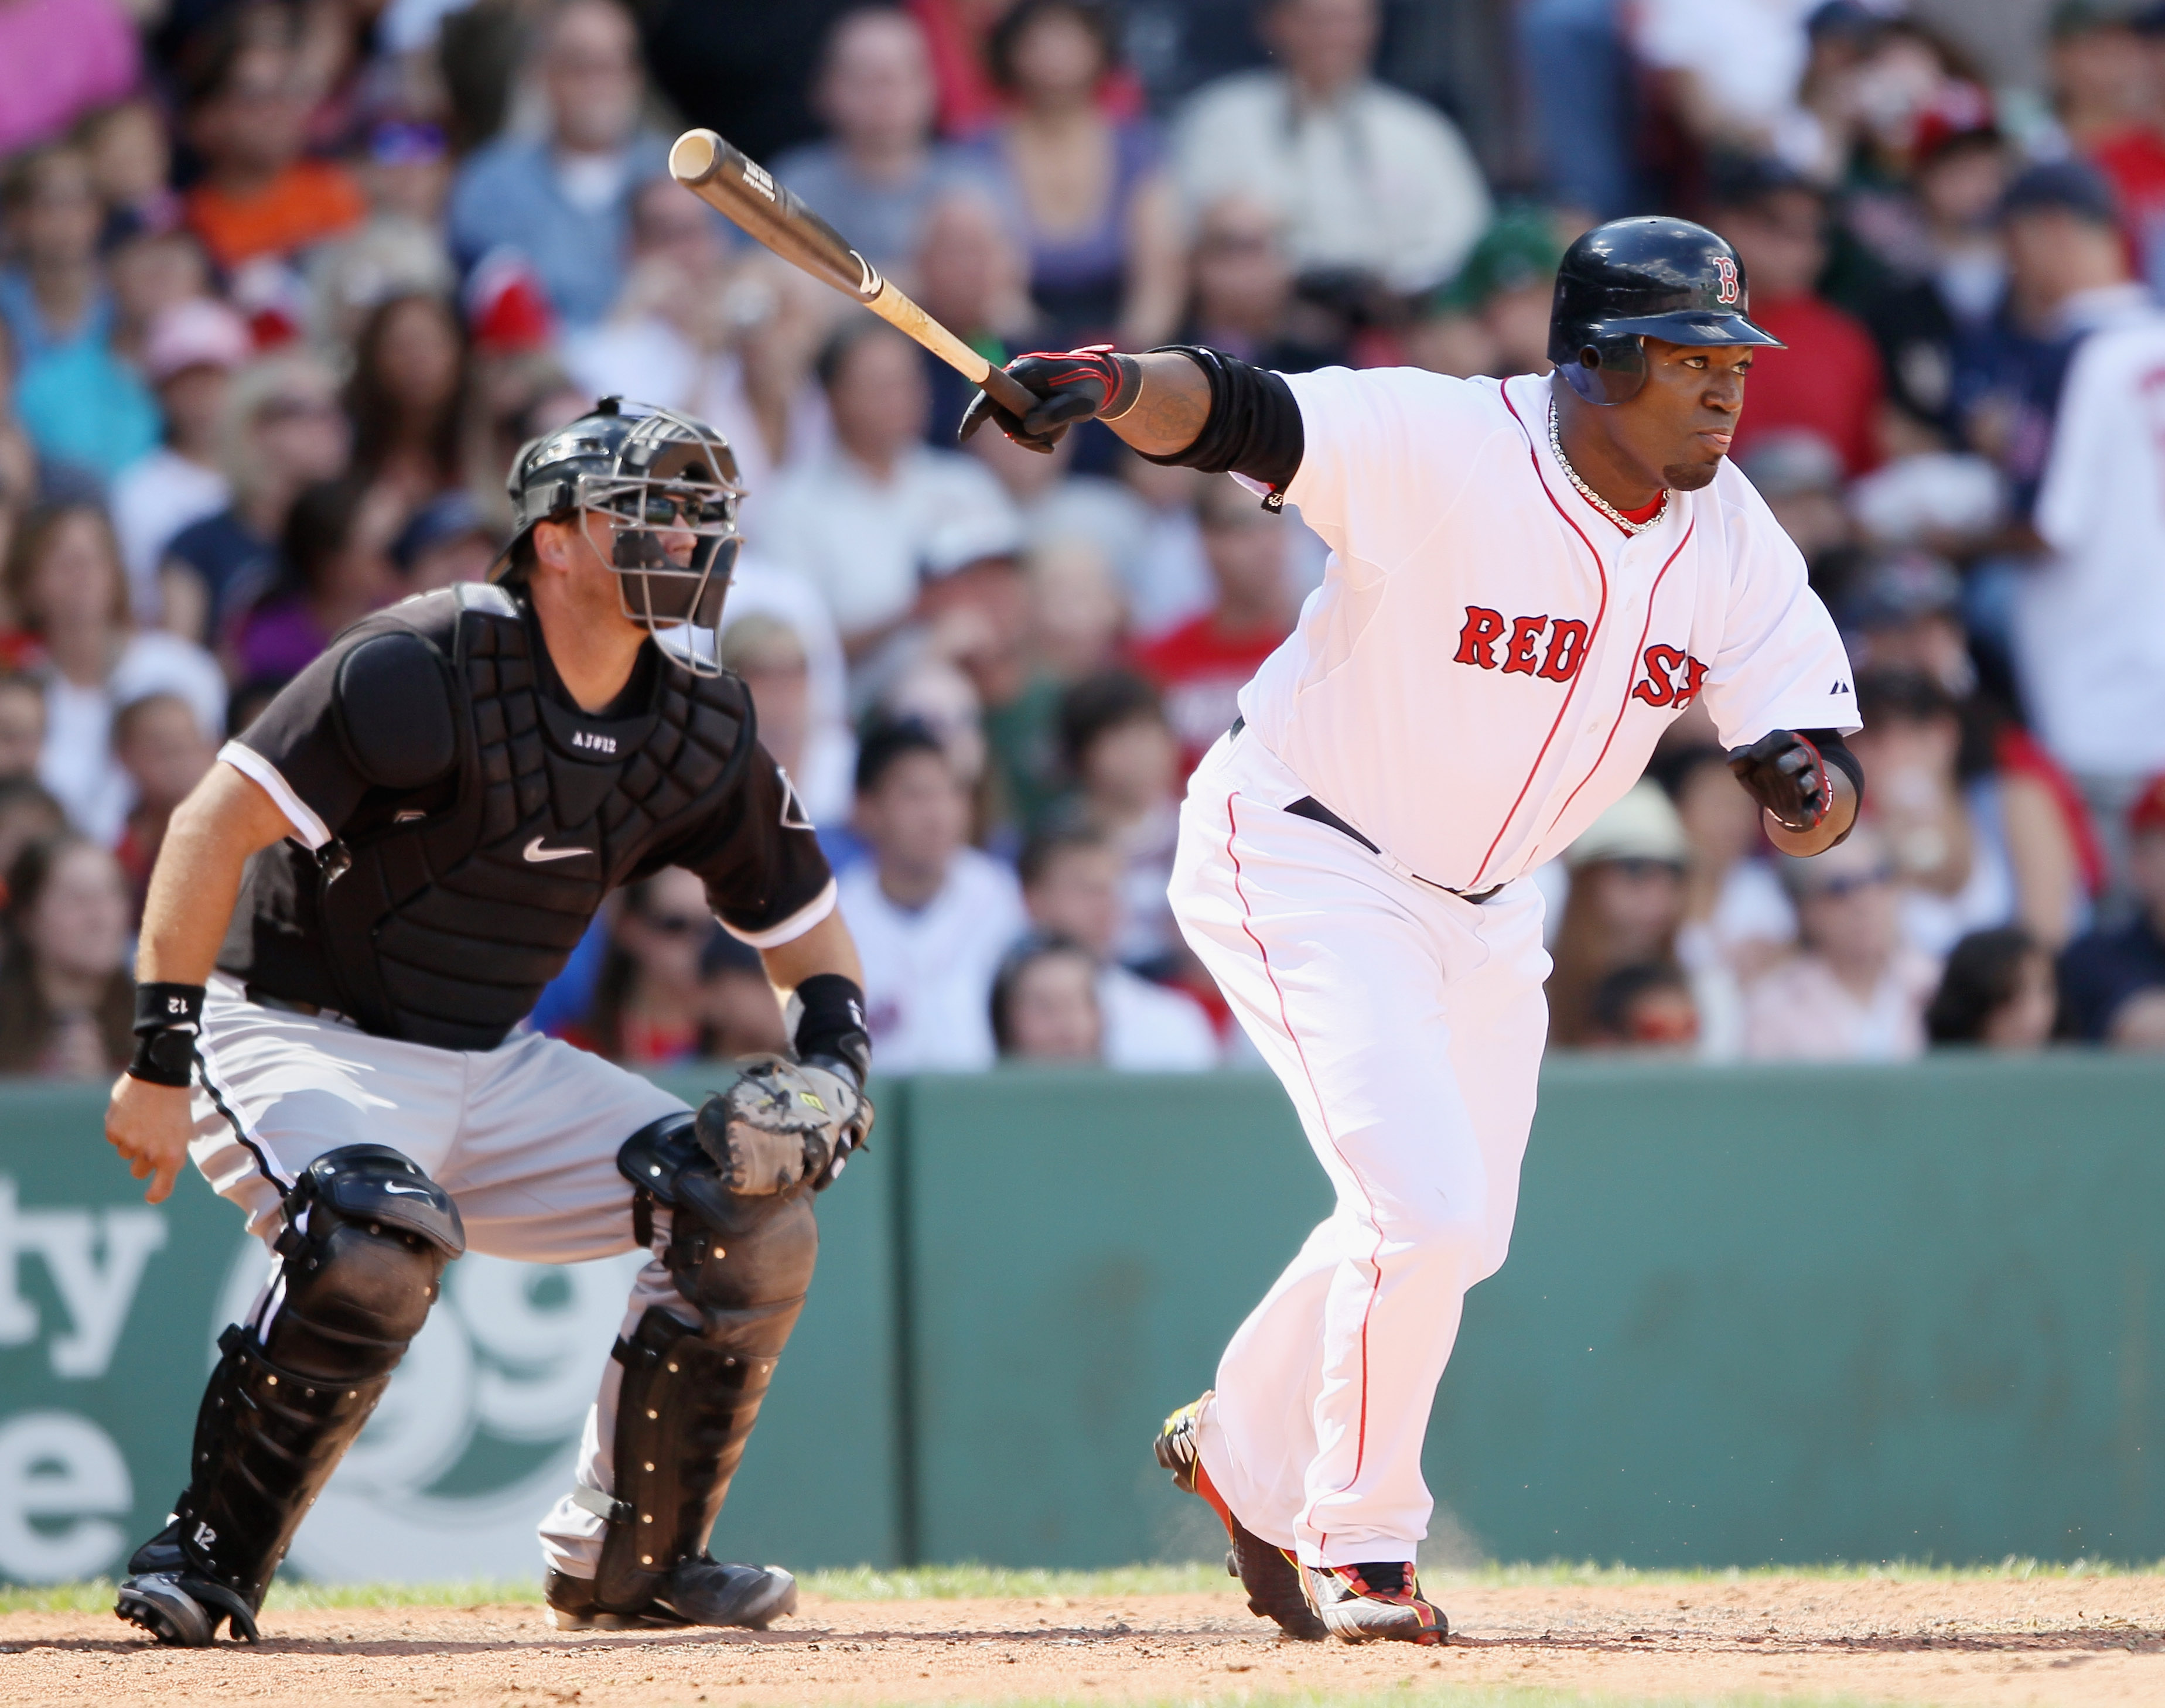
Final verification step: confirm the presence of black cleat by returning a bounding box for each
[545,1557,797,1631]
[1154,1392,1326,1642]
[115,1570,261,1646]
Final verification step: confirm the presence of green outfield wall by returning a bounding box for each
[2,1055,2161,1583]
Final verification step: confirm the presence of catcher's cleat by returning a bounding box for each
[114,1566,261,1646]
[1299,1560,1448,1645]
[1154,1392,1325,1641]
[545,1557,798,1631]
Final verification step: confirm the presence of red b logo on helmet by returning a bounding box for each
[1713,257,1740,305]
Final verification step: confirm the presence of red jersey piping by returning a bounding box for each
[1474,387,1613,887]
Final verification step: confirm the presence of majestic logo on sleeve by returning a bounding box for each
[1630,644,1709,709]
[1454,606,1589,682]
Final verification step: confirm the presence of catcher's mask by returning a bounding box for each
[499,397,745,676]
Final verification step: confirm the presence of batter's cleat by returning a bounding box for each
[114,1569,261,1646]
[544,1557,798,1631]
[1154,1392,1326,1641]
[1299,1561,1448,1645]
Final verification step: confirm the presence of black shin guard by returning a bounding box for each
[121,1147,462,1640]
[587,1118,817,1614]
[124,1327,394,1635]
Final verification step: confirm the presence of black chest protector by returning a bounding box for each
[228,585,754,1051]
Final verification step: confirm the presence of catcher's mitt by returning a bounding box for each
[1727,729,1834,832]
[693,1055,872,1196]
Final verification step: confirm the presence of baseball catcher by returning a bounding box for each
[103,399,872,1644]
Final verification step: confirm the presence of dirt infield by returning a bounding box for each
[5,1573,2162,1707]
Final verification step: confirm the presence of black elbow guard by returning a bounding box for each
[1138,344,1305,493]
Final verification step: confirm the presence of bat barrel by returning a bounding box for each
[668,129,720,186]
[670,127,1037,418]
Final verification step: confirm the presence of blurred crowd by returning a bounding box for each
[9,0,2165,1078]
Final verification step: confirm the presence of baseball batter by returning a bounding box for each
[963,218,1865,1642]
[101,401,873,1645]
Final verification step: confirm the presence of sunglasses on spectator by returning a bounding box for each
[642,914,711,937]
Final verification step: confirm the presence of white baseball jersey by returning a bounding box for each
[1170,365,1861,1570]
[1238,367,1858,890]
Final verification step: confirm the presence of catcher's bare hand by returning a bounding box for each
[105,1072,194,1204]
[1727,729,1834,832]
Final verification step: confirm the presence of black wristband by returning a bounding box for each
[794,973,870,1090]
[1101,353,1143,421]
[128,981,206,1087]
[134,981,206,1037]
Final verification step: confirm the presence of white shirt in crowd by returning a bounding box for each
[1098,964,1221,1070]
[1740,946,1939,1062]
[108,448,229,618]
[1244,368,1857,891]
[39,631,227,846]
[1629,0,1823,173]
[761,446,1019,638]
[838,846,1028,1072]
[564,322,834,546]
[2022,314,2165,780]
[1171,72,1490,295]
[719,555,858,827]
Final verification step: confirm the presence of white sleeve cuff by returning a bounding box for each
[718,876,838,950]
[218,742,332,849]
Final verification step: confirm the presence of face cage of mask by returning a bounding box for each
[572,471,743,678]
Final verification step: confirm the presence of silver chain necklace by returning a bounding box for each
[1548,399,1668,537]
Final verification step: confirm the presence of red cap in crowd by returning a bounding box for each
[2129,774,2165,838]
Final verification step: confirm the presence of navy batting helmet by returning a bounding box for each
[1547,217,1784,406]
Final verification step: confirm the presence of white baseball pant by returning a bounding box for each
[1168,729,1550,1567]
[187,974,696,1577]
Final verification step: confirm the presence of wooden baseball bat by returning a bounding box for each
[668,128,1040,421]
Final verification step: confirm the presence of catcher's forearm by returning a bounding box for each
[1764,768,1857,858]
[1103,351,1214,458]
[760,907,865,995]
[137,763,295,985]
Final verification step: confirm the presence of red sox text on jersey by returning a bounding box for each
[1453,606,1708,708]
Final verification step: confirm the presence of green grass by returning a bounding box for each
[5,1553,2159,1616]
[1419,1554,2165,1587]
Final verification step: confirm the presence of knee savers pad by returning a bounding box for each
[265,1144,466,1380]
[619,1115,817,1334]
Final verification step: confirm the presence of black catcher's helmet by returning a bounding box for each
[499,397,745,674]
[1547,217,1784,406]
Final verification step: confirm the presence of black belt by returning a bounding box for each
[246,986,352,1022]
[1231,719,1502,904]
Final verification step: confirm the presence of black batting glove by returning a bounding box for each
[958,346,1138,452]
[1727,729,1835,832]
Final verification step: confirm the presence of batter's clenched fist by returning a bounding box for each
[958,347,1140,451]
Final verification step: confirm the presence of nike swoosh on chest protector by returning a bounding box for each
[523,836,592,863]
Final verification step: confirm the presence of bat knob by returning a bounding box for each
[670,129,721,185]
